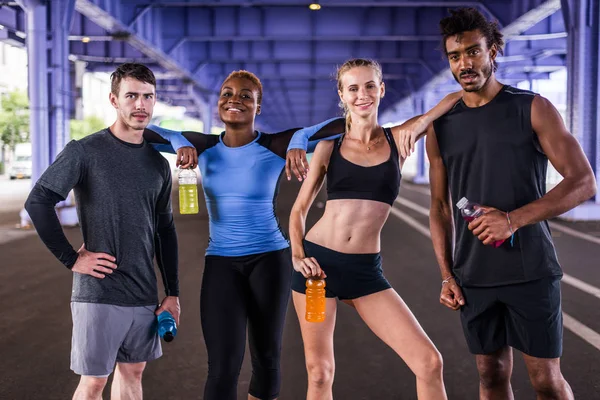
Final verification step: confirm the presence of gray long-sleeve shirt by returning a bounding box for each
[26,129,178,306]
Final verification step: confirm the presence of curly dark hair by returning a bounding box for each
[439,8,504,72]
[110,63,156,95]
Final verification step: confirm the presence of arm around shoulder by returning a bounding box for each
[286,117,345,153]
[145,125,195,151]
[419,90,462,127]
[390,91,461,158]
[284,119,343,181]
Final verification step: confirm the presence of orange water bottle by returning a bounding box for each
[178,168,198,214]
[305,277,326,322]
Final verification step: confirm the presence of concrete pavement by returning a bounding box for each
[1,178,599,399]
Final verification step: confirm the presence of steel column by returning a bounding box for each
[561,0,600,219]
[17,0,49,185]
[50,0,76,160]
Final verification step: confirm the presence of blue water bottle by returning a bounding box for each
[157,311,177,342]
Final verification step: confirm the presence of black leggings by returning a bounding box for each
[200,248,293,400]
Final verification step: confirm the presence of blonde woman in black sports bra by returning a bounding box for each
[289,58,460,400]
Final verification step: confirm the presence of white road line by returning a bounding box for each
[547,221,600,246]
[389,206,431,237]
[562,275,600,300]
[396,193,600,301]
[395,196,430,215]
[402,182,600,246]
[562,313,600,352]
[390,199,600,352]
[402,181,432,196]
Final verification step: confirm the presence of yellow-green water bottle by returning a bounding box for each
[178,168,198,214]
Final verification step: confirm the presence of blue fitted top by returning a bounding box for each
[145,118,345,257]
[200,132,289,256]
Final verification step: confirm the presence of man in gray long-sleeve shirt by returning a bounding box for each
[25,63,187,400]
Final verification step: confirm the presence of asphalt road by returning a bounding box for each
[1,176,599,399]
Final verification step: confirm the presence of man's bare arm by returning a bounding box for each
[426,124,465,310]
[426,124,454,280]
[509,95,597,230]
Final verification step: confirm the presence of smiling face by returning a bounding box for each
[446,29,497,92]
[338,66,385,120]
[109,77,156,130]
[218,77,261,126]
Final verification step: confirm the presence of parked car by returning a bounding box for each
[9,143,32,179]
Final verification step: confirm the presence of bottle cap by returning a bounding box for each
[164,332,174,342]
[456,197,469,209]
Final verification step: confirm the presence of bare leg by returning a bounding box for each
[72,376,108,400]
[293,291,338,400]
[352,289,447,400]
[475,347,514,400]
[110,362,146,400]
[522,354,573,400]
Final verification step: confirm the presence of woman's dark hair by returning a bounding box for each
[439,8,504,71]
[110,63,156,95]
[221,70,263,105]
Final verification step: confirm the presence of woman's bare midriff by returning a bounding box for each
[304,198,391,254]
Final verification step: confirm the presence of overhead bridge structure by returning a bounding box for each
[0,0,598,217]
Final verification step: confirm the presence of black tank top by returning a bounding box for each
[326,127,401,206]
[434,85,562,287]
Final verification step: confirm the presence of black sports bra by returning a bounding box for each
[326,127,401,206]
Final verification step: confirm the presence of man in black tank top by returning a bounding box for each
[426,8,596,400]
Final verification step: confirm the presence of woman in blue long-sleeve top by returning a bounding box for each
[143,70,349,400]
[143,69,441,400]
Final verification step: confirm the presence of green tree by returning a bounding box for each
[0,89,30,148]
[70,115,106,140]
[0,89,29,172]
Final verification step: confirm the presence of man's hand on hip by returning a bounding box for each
[71,244,117,279]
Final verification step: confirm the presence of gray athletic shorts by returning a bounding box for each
[70,302,162,377]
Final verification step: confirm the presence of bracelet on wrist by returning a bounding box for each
[442,276,455,285]
[506,211,515,247]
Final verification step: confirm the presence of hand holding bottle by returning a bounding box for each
[155,296,180,342]
[178,168,199,214]
[292,255,327,279]
[292,253,327,322]
[457,197,514,247]
[155,296,180,325]
[175,146,198,169]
